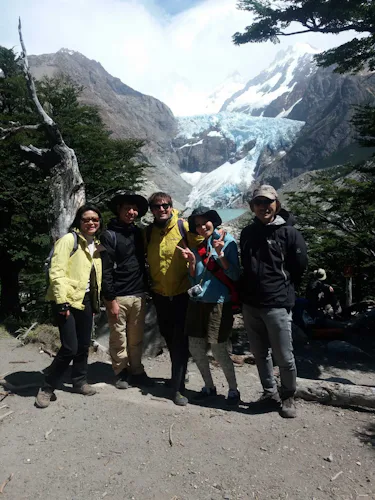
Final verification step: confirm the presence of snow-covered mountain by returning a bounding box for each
[176,113,304,208]
[203,71,246,114]
[221,43,320,118]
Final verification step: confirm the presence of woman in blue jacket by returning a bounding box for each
[178,206,241,406]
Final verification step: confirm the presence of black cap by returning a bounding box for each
[108,192,149,217]
[188,206,222,234]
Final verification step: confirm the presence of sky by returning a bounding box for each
[0,0,357,116]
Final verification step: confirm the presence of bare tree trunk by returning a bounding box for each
[296,378,375,409]
[18,19,85,239]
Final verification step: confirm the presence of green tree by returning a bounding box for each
[233,0,375,73]
[0,48,149,319]
[286,164,375,301]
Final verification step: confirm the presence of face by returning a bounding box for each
[118,203,139,224]
[150,198,173,222]
[194,215,214,239]
[251,197,278,224]
[80,210,100,237]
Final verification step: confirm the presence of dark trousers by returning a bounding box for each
[153,292,189,393]
[45,294,93,389]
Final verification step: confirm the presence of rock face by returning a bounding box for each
[259,69,375,186]
[173,129,237,173]
[28,49,191,203]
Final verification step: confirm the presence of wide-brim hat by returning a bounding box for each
[108,192,149,217]
[188,206,222,234]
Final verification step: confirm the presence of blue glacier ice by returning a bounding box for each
[176,112,304,208]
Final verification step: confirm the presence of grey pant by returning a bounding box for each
[242,304,296,399]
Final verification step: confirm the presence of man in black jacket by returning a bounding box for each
[101,193,153,389]
[240,185,307,418]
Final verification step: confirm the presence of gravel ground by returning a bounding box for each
[0,331,374,500]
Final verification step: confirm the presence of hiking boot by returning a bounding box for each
[248,392,281,413]
[130,372,155,388]
[115,370,130,389]
[226,388,241,407]
[194,386,217,401]
[280,397,297,418]
[73,383,97,396]
[173,391,188,406]
[35,386,55,409]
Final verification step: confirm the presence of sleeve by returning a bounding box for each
[49,233,75,305]
[287,228,308,285]
[222,239,241,281]
[100,231,116,301]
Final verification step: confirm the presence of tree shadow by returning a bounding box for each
[356,422,375,450]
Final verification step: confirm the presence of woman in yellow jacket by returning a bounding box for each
[36,204,103,409]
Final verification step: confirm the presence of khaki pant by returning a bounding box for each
[107,296,146,376]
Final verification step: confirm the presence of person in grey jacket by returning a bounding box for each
[240,185,308,418]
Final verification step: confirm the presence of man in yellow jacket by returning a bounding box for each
[145,192,201,406]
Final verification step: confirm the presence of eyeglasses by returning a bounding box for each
[253,199,275,206]
[150,203,170,210]
[81,216,100,223]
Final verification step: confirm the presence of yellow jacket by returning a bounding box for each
[46,231,102,311]
[145,209,202,297]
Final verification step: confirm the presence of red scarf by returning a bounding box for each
[197,242,240,313]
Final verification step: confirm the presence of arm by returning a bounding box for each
[287,229,308,285]
[49,233,76,316]
[100,232,119,319]
[221,240,241,281]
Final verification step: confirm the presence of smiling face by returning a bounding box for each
[194,215,214,239]
[251,197,278,224]
[150,197,173,223]
[118,203,139,224]
[80,210,100,237]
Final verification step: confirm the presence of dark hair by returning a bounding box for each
[148,192,173,207]
[70,203,103,236]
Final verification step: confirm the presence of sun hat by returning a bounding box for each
[188,206,222,234]
[108,192,149,217]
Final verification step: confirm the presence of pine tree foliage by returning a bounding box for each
[0,47,149,318]
[233,0,375,73]
[287,164,375,300]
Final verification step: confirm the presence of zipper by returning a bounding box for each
[277,241,287,283]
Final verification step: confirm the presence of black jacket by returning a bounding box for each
[240,211,308,308]
[100,219,146,301]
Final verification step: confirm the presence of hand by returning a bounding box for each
[176,245,196,264]
[108,300,120,321]
[212,232,225,256]
[59,309,70,317]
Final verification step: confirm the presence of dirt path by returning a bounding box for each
[0,332,374,500]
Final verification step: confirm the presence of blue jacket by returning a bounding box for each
[190,232,240,303]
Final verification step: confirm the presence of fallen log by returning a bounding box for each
[296,378,375,409]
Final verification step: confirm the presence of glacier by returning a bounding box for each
[176,112,304,208]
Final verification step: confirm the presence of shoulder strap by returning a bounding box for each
[177,219,188,246]
[71,231,79,256]
[146,223,153,245]
[105,229,117,249]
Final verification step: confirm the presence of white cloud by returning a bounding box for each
[0,0,357,116]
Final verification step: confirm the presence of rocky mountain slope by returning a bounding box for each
[28,49,191,203]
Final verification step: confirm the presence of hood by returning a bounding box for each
[107,217,137,234]
[278,208,296,226]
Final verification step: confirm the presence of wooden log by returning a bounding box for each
[296,378,375,409]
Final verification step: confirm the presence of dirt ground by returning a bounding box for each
[0,329,374,500]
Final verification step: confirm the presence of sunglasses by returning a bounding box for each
[151,203,171,210]
[253,199,275,206]
[81,216,100,223]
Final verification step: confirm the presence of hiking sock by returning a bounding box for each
[189,337,214,389]
[211,342,237,391]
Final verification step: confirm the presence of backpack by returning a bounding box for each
[44,232,79,287]
[145,219,187,246]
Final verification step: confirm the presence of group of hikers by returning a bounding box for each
[36,184,310,419]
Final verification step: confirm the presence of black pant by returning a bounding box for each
[153,292,189,393]
[45,294,93,389]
